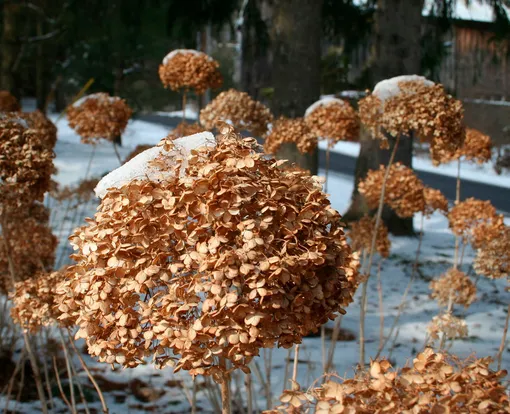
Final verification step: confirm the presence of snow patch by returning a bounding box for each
[305,96,345,117]
[72,93,121,108]
[94,131,216,198]
[161,49,209,65]
[373,75,434,102]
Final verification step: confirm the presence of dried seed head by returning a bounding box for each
[430,268,477,308]
[0,90,20,112]
[358,163,426,218]
[200,89,273,136]
[55,124,359,379]
[448,198,497,242]
[264,117,317,155]
[304,98,359,145]
[158,49,223,95]
[456,128,492,164]
[348,216,391,258]
[474,227,510,280]
[427,313,468,341]
[66,93,133,144]
[423,187,449,216]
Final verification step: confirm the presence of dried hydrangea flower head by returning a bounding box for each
[273,348,510,413]
[0,90,20,112]
[358,76,464,162]
[0,204,57,293]
[427,313,468,341]
[448,198,497,242]
[264,117,317,155]
[56,125,359,380]
[200,89,273,136]
[304,97,359,145]
[474,227,509,280]
[165,121,205,142]
[358,162,426,218]
[423,187,449,216]
[158,49,223,95]
[471,214,507,250]
[10,270,66,332]
[20,110,58,150]
[348,216,391,258]
[430,268,477,308]
[66,93,133,144]
[0,113,55,207]
[455,128,492,164]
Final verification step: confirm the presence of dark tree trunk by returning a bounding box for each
[36,19,46,112]
[270,0,322,174]
[113,67,124,146]
[344,0,424,235]
[1,3,18,96]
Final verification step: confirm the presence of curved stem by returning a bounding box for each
[219,357,231,414]
[453,158,461,269]
[325,142,331,193]
[292,344,300,383]
[112,142,123,165]
[182,92,187,123]
[22,331,48,414]
[59,329,77,414]
[497,304,510,370]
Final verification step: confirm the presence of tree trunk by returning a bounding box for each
[36,19,46,112]
[113,67,124,146]
[1,3,19,95]
[345,0,424,235]
[270,0,322,174]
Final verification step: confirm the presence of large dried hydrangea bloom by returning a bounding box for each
[158,49,223,95]
[427,313,468,341]
[448,198,497,242]
[455,128,492,164]
[0,90,20,112]
[272,348,510,413]
[66,93,133,144]
[348,216,391,258]
[56,126,359,379]
[165,122,205,142]
[20,110,58,149]
[200,89,273,136]
[304,97,359,145]
[358,163,425,218]
[423,187,449,216]
[429,268,477,308]
[471,214,507,250]
[358,76,464,163]
[10,270,66,332]
[264,117,317,155]
[0,113,55,207]
[474,227,509,280]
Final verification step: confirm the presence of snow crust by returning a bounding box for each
[373,75,434,102]
[305,96,345,117]
[94,131,215,198]
[72,93,120,108]
[162,49,209,65]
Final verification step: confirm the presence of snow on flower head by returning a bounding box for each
[304,96,345,117]
[372,75,434,103]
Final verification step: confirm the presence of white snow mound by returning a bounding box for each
[373,75,434,102]
[72,93,120,108]
[94,131,216,199]
[162,49,210,65]
[305,96,345,117]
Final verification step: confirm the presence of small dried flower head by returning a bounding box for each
[474,227,510,280]
[358,163,426,218]
[348,216,391,258]
[423,187,449,216]
[10,270,67,332]
[427,313,468,341]
[0,90,20,112]
[164,122,205,143]
[304,97,359,145]
[429,268,477,308]
[20,110,58,150]
[448,198,497,241]
[200,89,273,136]
[358,76,464,162]
[264,117,317,155]
[274,348,509,413]
[55,124,359,379]
[66,93,133,144]
[456,128,492,164]
[158,49,223,95]
[0,113,55,207]
[471,214,507,250]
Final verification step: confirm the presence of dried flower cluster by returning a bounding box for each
[158,49,223,95]
[0,90,20,112]
[348,216,391,258]
[164,122,205,142]
[474,227,510,280]
[448,198,497,241]
[430,268,477,308]
[423,187,449,216]
[456,128,492,164]
[20,110,58,149]
[10,269,66,332]
[358,163,425,218]
[471,214,507,250]
[264,117,317,155]
[305,98,359,145]
[427,313,468,341]
[0,113,56,207]
[271,348,509,413]
[52,178,100,203]
[200,89,273,136]
[359,79,464,163]
[55,125,359,379]
[66,93,133,144]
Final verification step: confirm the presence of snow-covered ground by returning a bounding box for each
[4,115,510,413]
